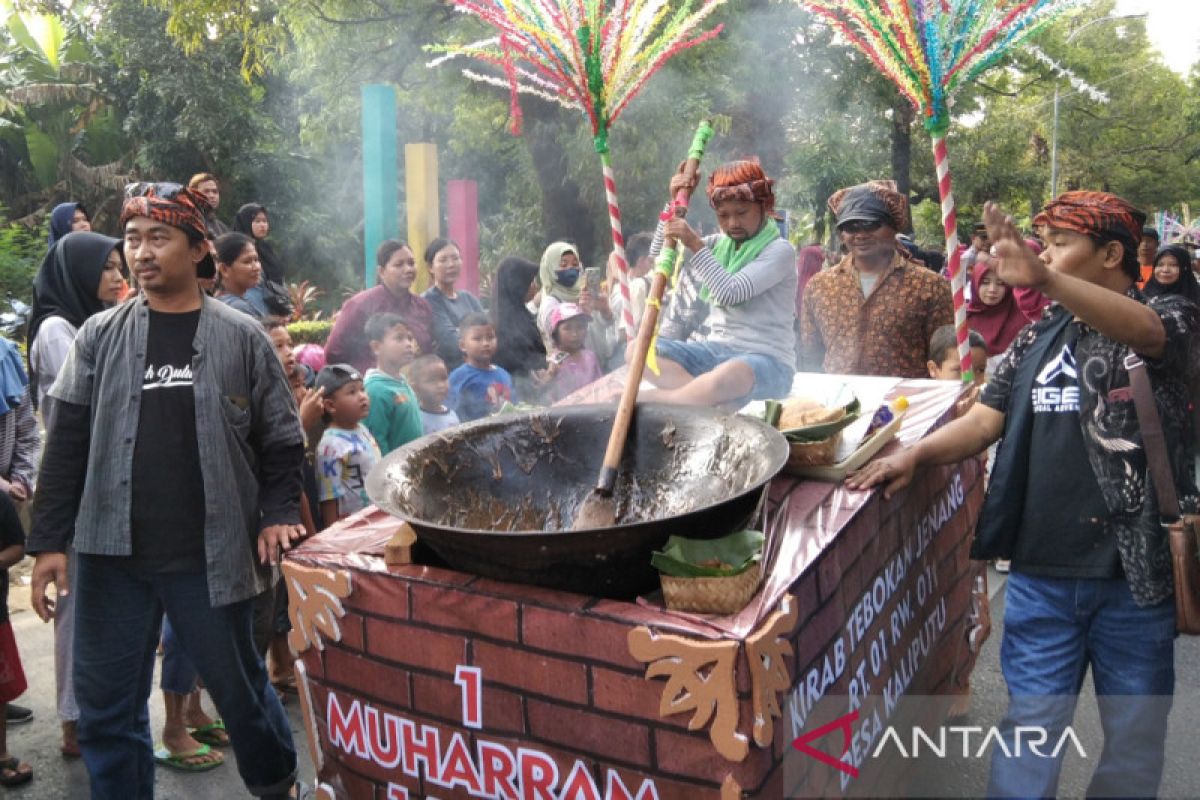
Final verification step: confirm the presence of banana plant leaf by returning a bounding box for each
[763,397,862,443]
[651,529,765,578]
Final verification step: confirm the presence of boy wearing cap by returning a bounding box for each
[27,183,304,799]
[851,191,1199,798]
[800,180,954,378]
[315,364,381,528]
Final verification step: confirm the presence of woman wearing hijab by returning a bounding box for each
[233,203,291,317]
[46,202,91,248]
[1143,244,1200,305]
[30,231,125,419]
[536,242,615,365]
[28,229,124,759]
[966,254,1030,373]
[492,256,550,400]
[536,242,583,336]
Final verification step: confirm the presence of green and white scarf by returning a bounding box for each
[704,222,779,302]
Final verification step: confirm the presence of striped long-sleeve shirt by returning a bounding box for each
[650,221,797,367]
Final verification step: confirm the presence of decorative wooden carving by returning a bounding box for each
[627,627,748,762]
[746,593,799,747]
[721,774,743,800]
[294,659,324,773]
[282,561,352,654]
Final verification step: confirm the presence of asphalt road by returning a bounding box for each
[906,566,1200,800]
[3,579,315,800]
[5,566,1200,799]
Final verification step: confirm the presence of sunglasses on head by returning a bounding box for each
[124,181,187,201]
[840,220,883,234]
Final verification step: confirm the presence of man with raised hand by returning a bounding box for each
[849,191,1198,798]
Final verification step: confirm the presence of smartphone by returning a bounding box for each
[584,266,603,294]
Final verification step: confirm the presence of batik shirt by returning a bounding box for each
[800,252,954,378]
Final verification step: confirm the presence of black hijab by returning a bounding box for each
[29,231,123,386]
[30,231,122,342]
[491,256,546,376]
[233,203,285,283]
[1143,245,1200,306]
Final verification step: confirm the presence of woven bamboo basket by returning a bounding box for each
[784,431,843,470]
[660,563,763,614]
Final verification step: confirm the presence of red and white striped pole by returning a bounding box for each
[600,150,636,339]
[932,133,973,384]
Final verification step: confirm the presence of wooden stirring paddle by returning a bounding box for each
[574,121,714,530]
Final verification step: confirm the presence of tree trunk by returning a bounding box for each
[524,113,596,261]
[891,99,914,228]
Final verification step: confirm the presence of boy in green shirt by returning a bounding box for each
[363,313,423,454]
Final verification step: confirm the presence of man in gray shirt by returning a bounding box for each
[638,159,797,406]
[27,183,304,800]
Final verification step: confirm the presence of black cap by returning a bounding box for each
[315,363,362,395]
[834,186,892,229]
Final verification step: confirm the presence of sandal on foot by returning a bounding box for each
[0,756,32,787]
[188,719,230,748]
[153,744,224,772]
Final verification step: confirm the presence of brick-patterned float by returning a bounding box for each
[284,375,985,799]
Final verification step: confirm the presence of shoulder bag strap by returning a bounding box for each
[1125,353,1181,521]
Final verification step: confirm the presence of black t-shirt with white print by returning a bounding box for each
[1012,321,1121,579]
[129,309,207,573]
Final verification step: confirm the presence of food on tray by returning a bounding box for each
[763,396,862,444]
[778,396,845,431]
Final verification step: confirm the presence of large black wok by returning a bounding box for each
[366,403,788,599]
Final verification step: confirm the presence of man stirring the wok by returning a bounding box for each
[633,159,797,407]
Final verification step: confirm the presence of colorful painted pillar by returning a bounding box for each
[405,143,439,293]
[360,85,399,288]
[447,180,480,295]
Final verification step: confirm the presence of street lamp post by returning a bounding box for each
[1049,13,1146,196]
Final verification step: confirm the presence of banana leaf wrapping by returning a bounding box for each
[651,529,764,578]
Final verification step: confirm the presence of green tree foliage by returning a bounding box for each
[1,2,129,224]
[3,0,1197,314]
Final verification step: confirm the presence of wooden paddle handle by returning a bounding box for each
[596,269,670,494]
[595,144,706,495]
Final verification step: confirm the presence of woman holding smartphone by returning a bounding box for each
[536,242,617,367]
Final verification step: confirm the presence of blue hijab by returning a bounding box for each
[48,202,87,247]
[0,339,28,416]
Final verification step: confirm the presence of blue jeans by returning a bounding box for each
[73,555,297,799]
[159,618,197,695]
[987,571,1175,799]
[653,338,794,400]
